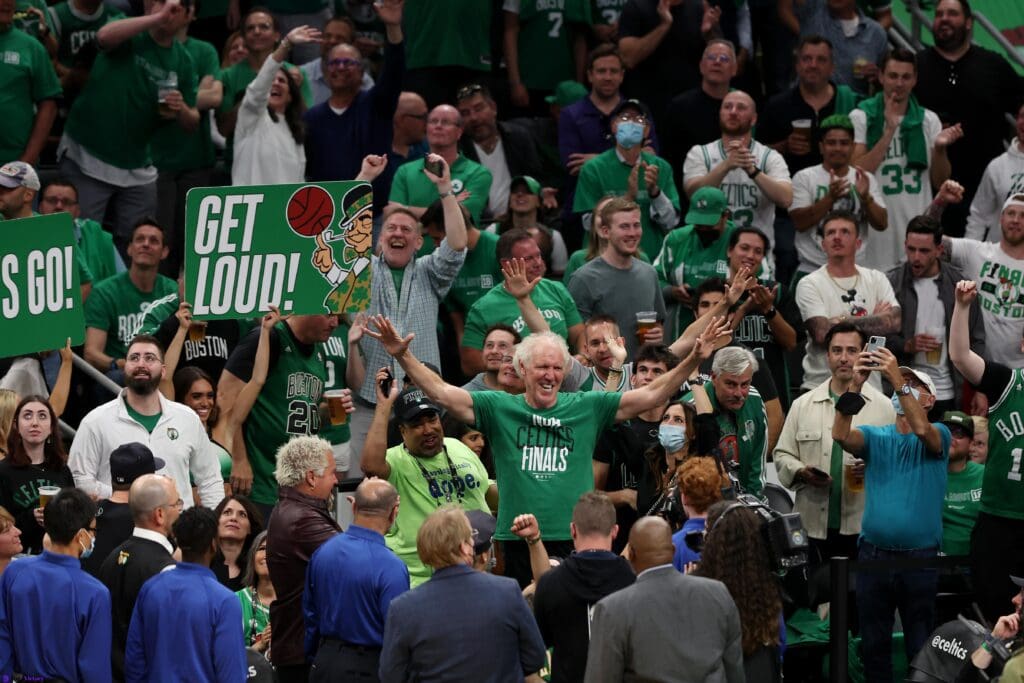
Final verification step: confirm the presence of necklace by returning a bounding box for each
[826,270,860,304]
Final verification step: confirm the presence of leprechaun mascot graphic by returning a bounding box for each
[310,183,373,313]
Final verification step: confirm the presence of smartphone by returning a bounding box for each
[865,335,885,366]
[424,158,444,178]
[379,368,393,397]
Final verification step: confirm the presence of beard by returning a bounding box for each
[127,372,162,395]
[935,24,968,52]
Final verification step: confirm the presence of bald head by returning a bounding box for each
[354,478,398,517]
[720,90,757,136]
[129,474,175,526]
[627,516,676,573]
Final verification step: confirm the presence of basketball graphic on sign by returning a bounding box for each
[286,185,335,237]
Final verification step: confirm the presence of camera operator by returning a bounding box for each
[832,347,951,683]
[692,500,785,683]
[955,575,1024,682]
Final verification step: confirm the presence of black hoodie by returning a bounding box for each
[533,550,636,683]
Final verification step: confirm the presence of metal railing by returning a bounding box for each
[897,0,1024,72]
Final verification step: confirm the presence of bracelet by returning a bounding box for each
[438,189,454,199]
[526,535,541,546]
[764,306,777,320]
[608,366,623,374]
[981,641,991,653]
[747,167,761,180]
[279,38,291,51]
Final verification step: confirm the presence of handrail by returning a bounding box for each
[972,12,1024,72]
[902,0,1024,72]
[58,419,76,440]
[71,353,122,396]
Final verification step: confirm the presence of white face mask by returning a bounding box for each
[891,387,921,415]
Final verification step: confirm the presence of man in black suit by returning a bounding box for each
[97,473,180,681]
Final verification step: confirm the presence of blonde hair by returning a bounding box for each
[274,435,332,487]
[971,416,988,434]
[417,505,471,570]
[0,390,17,456]
[0,506,14,533]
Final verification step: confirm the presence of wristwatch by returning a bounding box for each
[898,383,913,396]
[747,167,761,180]
[764,306,778,320]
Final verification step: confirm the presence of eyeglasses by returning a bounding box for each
[427,118,460,127]
[161,498,184,511]
[41,196,78,207]
[456,83,486,101]
[704,53,733,64]
[126,352,162,363]
[328,57,361,70]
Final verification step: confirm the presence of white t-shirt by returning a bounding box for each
[950,238,1024,368]
[912,277,952,399]
[474,138,511,221]
[790,163,887,273]
[796,264,899,389]
[683,138,792,246]
[850,107,942,273]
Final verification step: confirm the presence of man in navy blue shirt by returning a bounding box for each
[125,507,246,683]
[303,0,405,211]
[833,347,951,683]
[305,478,409,682]
[0,488,111,682]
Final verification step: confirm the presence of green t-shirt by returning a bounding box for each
[653,222,736,339]
[384,437,490,586]
[47,1,124,68]
[213,440,231,482]
[124,398,161,433]
[65,32,197,169]
[236,586,270,647]
[942,460,984,556]
[388,155,493,225]
[75,218,122,284]
[84,271,178,359]
[573,148,680,259]
[404,0,491,71]
[319,322,351,445]
[445,230,501,314]
[151,36,219,172]
[981,368,1024,520]
[242,323,327,505]
[461,279,582,349]
[473,390,621,540]
[0,26,61,163]
[511,0,590,92]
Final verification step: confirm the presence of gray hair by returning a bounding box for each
[704,39,737,58]
[711,346,759,376]
[274,435,332,487]
[513,331,570,378]
[241,530,268,589]
[129,474,173,524]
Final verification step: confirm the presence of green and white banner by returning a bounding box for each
[0,213,85,358]
[184,181,373,320]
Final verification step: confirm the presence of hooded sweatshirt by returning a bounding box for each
[532,550,636,683]
[966,138,1024,242]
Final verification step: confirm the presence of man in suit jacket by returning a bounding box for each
[97,474,179,682]
[584,517,745,683]
[379,506,546,683]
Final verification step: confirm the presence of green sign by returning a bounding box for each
[0,213,85,358]
[184,181,373,320]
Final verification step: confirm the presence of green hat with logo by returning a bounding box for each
[545,80,588,107]
[685,187,728,226]
[941,411,974,438]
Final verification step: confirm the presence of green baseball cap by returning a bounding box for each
[511,175,542,196]
[685,187,728,226]
[941,411,974,438]
[545,80,588,107]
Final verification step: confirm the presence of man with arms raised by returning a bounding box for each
[364,313,730,587]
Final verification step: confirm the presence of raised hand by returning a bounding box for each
[58,337,73,365]
[748,284,777,314]
[726,266,753,306]
[175,301,195,330]
[510,513,541,541]
[955,280,978,307]
[935,122,964,149]
[261,305,282,331]
[348,312,368,345]
[373,366,399,404]
[935,179,965,205]
[606,335,628,367]
[285,25,322,45]
[694,315,731,360]
[373,0,404,25]
[421,153,452,187]
[363,315,414,357]
[356,154,388,183]
[501,257,541,300]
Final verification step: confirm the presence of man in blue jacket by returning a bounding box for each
[0,488,111,682]
[125,507,246,683]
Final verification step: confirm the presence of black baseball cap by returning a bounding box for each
[110,442,165,486]
[393,388,441,424]
[467,510,496,554]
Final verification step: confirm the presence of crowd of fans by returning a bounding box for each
[2,0,1024,680]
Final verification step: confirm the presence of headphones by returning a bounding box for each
[708,501,747,535]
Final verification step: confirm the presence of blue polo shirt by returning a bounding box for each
[0,551,112,682]
[304,524,410,656]
[859,423,951,550]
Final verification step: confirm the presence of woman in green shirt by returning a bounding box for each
[236,530,274,654]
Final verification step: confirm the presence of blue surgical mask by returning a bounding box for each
[79,532,96,559]
[659,424,687,453]
[616,121,644,149]
[890,388,921,415]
